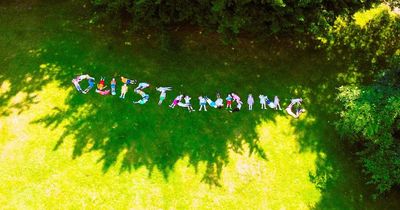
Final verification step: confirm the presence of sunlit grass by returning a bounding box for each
[0,81,322,209]
[1,1,400,209]
[1,80,11,93]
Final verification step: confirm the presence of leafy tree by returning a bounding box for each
[336,59,400,194]
[316,4,400,77]
[89,0,377,38]
[384,0,400,8]
[317,4,400,195]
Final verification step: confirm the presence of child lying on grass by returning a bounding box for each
[95,77,110,95]
[133,89,149,104]
[205,97,217,108]
[215,93,224,108]
[231,92,241,103]
[97,77,107,90]
[135,82,150,90]
[120,84,128,99]
[226,94,233,110]
[259,94,267,110]
[156,87,172,105]
[169,95,183,108]
[82,78,95,94]
[121,76,136,85]
[198,96,207,111]
[72,74,94,93]
[111,78,116,95]
[177,95,195,112]
[286,99,305,118]
[266,96,282,110]
[247,94,254,110]
[184,95,195,112]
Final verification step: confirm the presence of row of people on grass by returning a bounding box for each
[72,74,305,118]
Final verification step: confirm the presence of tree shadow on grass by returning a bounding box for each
[2,19,397,207]
[0,5,268,184]
[0,54,61,116]
[0,1,74,117]
[289,68,400,209]
[25,28,337,187]
[34,88,268,186]
[26,33,276,186]
[0,16,350,192]
[2,1,400,208]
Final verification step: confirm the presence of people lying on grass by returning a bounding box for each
[230,100,243,113]
[198,96,207,111]
[169,94,183,108]
[111,78,116,95]
[95,89,110,95]
[266,96,282,110]
[290,98,303,105]
[132,82,150,104]
[247,94,254,110]
[176,95,195,112]
[215,93,224,109]
[120,83,128,99]
[184,95,195,112]
[135,82,150,91]
[72,78,82,92]
[97,77,107,90]
[231,92,241,103]
[72,75,86,92]
[259,94,267,109]
[156,86,172,105]
[205,97,218,108]
[285,100,305,118]
[72,74,94,93]
[133,89,149,105]
[120,76,136,85]
[226,94,233,109]
[82,78,95,94]
[74,74,92,83]
[95,77,110,95]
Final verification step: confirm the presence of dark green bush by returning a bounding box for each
[318,5,400,77]
[89,0,377,38]
[319,4,400,195]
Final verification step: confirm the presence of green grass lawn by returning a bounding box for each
[0,1,399,209]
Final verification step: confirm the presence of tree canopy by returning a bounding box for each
[327,5,400,195]
[89,0,378,37]
[336,66,400,194]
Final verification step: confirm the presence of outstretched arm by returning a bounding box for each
[157,87,172,92]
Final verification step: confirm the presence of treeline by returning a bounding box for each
[89,0,378,37]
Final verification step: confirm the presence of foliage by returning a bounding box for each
[317,4,400,195]
[88,0,377,38]
[335,58,400,194]
[0,1,358,209]
[316,4,400,78]
[385,0,400,8]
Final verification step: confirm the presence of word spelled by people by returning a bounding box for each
[72,74,306,118]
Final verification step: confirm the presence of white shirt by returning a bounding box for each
[184,96,191,104]
[215,98,223,106]
[259,95,266,104]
